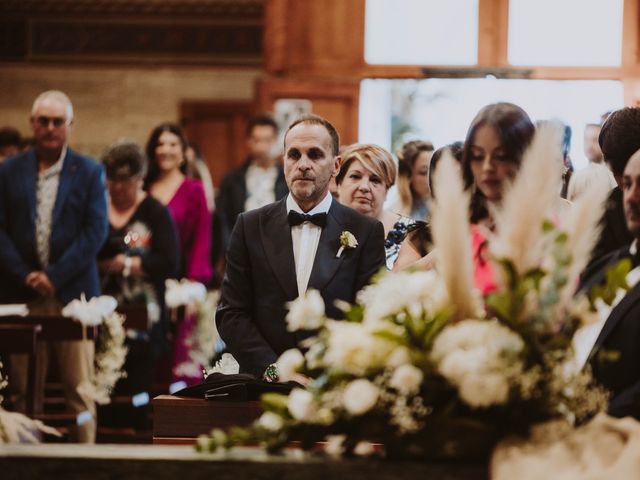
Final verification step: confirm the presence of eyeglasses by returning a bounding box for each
[35,116,67,128]
[107,176,141,185]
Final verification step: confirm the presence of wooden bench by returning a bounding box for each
[152,395,262,444]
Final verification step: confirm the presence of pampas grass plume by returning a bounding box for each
[430,150,480,320]
[490,122,564,276]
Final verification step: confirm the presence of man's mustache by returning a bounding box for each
[294,174,315,181]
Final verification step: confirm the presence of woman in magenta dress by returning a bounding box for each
[145,123,212,387]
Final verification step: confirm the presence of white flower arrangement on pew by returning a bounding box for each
[197,126,621,459]
[0,358,61,443]
[166,279,221,379]
[62,295,128,405]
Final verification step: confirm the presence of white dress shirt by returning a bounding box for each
[286,192,333,297]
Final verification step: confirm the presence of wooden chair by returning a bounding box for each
[0,323,42,415]
[0,314,98,439]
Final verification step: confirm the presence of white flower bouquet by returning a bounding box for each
[196,126,621,459]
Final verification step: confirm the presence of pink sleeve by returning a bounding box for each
[471,225,498,296]
[185,180,213,284]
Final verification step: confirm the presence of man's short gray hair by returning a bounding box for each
[31,90,74,123]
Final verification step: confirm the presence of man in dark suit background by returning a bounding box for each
[217,114,288,233]
[0,90,108,442]
[589,108,640,264]
[216,114,385,380]
[580,147,640,419]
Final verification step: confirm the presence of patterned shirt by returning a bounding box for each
[244,164,278,212]
[35,147,66,268]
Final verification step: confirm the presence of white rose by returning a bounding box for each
[277,349,305,381]
[258,412,284,432]
[324,321,399,375]
[288,388,316,421]
[386,346,411,368]
[343,379,379,416]
[438,349,486,382]
[286,289,325,332]
[389,364,423,395]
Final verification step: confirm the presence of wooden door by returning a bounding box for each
[180,101,254,188]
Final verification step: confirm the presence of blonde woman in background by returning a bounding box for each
[391,140,434,220]
[336,143,423,269]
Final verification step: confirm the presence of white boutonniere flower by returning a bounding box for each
[336,231,358,258]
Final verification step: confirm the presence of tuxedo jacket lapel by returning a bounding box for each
[592,282,640,354]
[308,201,346,293]
[259,199,298,299]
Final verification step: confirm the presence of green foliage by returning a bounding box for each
[589,258,633,307]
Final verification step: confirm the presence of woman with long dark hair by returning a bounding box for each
[394,103,536,294]
[145,122,212,386]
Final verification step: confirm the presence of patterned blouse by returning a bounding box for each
[384,216,428,270]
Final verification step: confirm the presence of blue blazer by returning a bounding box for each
[0,148,108,304]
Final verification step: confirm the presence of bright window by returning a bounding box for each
[364,0,479,65]
[508,0,623,66]
[359,78,623,170]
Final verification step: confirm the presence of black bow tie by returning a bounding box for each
[287,210,327,228]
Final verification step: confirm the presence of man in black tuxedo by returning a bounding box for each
[581,148,640,419]
[216,114,385,379]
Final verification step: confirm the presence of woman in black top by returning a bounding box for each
[98,140,179,422]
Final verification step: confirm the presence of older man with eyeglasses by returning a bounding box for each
[0,90,108,442]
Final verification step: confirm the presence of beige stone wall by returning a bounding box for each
[0,64,261,158]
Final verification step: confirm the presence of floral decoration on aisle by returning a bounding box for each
[196,125,621,459]
[62,295,128,405]
[166,279,221,379]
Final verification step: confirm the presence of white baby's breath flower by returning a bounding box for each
[258,412,284,432]
[277,349,305,381]
[389,364,423,395]
[286,289,325,332]
[288,388,316,421]
[343,379,379,416]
